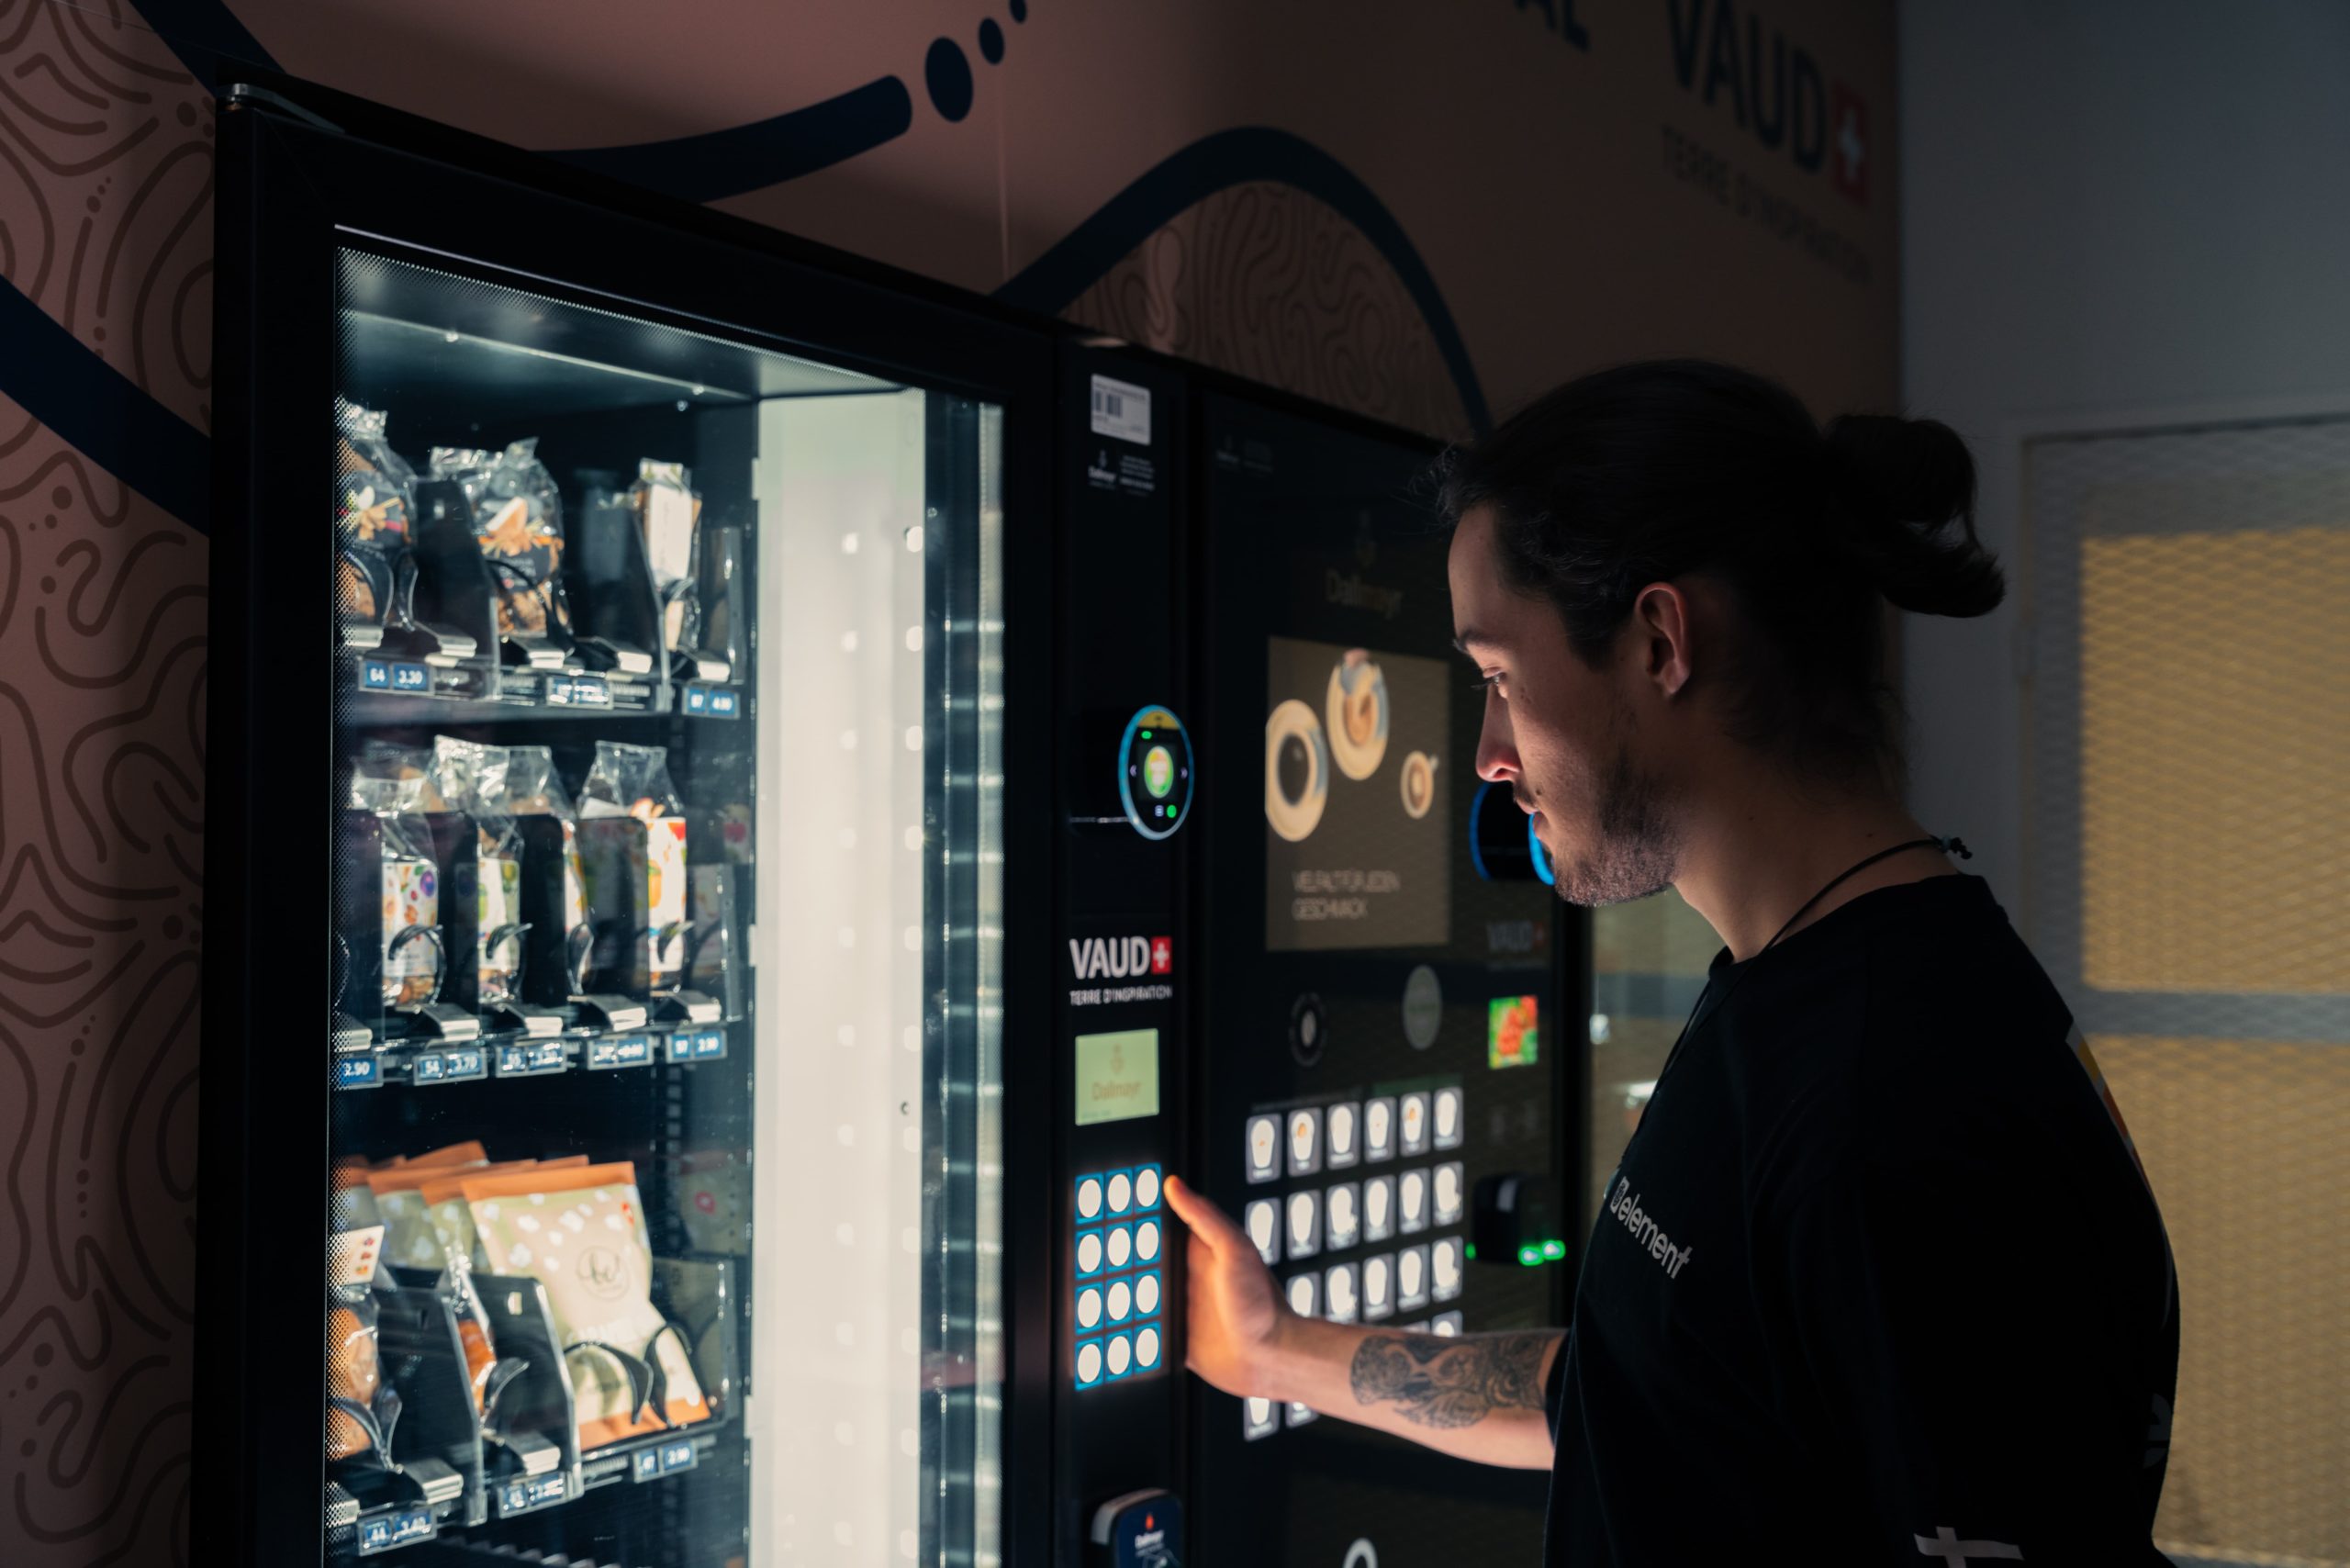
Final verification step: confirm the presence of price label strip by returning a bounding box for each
[587,1034,655,1071]
[497,1473,569,1518]
[494,1038,569,1079]
[334,1055,383,1091]
[663,1027,728,1064]
[355,1506,437,1555]
[409,1046,487,1085]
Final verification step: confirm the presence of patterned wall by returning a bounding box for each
[0,6,213,1563]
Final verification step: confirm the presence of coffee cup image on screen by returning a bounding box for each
[1266,637,1451,951]
[1264,699,1331,844]
[1325,653,1390,780]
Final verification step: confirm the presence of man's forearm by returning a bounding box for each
[1253,1314,1562,1470]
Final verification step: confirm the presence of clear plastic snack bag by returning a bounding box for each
[500,744,592,991]
[580,742,689,991]
[327,1170,398,1465]
[630,461,701,657]
[431,440,575,648]
[348,750,445,1007]
[430,737,529,1008]
[334,398,419,635]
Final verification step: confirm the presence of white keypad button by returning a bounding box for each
[1326,1182,1360,1250]
[1107,1334,1134,1377]
[1434,1087,1464,1149]
[1433,1236,1463,1301]
[1077,1231,1104,1274]
[1076,1286,1103,1330]
[1107,1279,1134,1323]
[1136,1271,1161,1316]
[1363,1253,1394,1320]
[1136,1326,1162,1370]
[1287,1273,1319,1317]
[1287,1107,1323,1176]
[1077,1341,1103,1383]
[1286,1402,1316,1428]
[1364,1097,1396,1162]
[1246,1115,1280,1183]
[1363,1175,1395,1242]
[1398,1243,1430,1311]
[1245,1397,1278,1440]
[1076,1176,1104,1220]
[1245,1199,1281,1264]
[1327,1102,1360,1168]
[1134,1167,1161,1210]
[1135,1218,1161,1263]
[1400,1092,1430,1155]
[1432,1310,1464,1337]
[1434,1161,1465,1226]
[1106,1225,1134,1270]
[1286,1191,1320,1259]
[1324,1262,1360,1324]
[1107,1171,1133,1214]
[1400,1169,1429,1234]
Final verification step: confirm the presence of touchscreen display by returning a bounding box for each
[1074,1028,1161,1126]
[1264,636,1451,950]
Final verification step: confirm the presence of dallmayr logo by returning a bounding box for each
[1669,0,1869,207]
[1068,935,1173,981]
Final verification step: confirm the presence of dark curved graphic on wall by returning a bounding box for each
[0,284,213,532]
[998,128,1491,434]
[552,77,917,204]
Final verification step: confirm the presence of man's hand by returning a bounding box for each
[1161,1174,1285,1395]
[1162,1171,1565,1471]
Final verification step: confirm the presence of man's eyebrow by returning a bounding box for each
[1452,628,1497,655]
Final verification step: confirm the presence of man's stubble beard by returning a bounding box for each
[1551,734,1683,909]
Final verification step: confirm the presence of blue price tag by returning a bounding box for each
[659,1439,698,1473]
[588,1034,653,1070]
[632,1447,662,1483]
[391,662,430,692]
[544,676,575,706]
[442,1047,486,1081]
[708,688,741,719]
[696,1029,728,1059]
[357,1506,435,1554]
[571,675,611,708]
[335,1055,381,1091]
[500,1475,567,1515]
[495,1040,567,1079]
[412,1053,445,1084]
[682,685,710,715]
[360,658,393,690]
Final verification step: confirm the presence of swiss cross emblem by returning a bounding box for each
[1830,82,1869,205]
[1149,937,1172,975]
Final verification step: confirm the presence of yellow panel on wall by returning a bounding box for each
[2093,1034,2350,1563]
[2079,525,2350,993]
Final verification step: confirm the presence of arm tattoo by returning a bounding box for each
[1348,1331,1555,1429]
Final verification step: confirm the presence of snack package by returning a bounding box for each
[417,1156,588,1274]
[327,1171,397,1464]
[334,398,419,633]
[431,441,575,645]
[498,745,591,980]
[579,742,688,991]
[630,461,701,657]
[348,753,445,1007]
[462,1161,711,1450]
[430,737,529,1008]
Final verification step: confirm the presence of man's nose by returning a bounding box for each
[1474,694,1518,783]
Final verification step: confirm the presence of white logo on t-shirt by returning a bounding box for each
[1606,1176,1693,1279]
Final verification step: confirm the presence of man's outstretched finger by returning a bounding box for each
[1163,1174,1248,1256]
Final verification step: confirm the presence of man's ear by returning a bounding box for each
[1629,580,1695,700]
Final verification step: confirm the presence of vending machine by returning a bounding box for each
[198,78,1579,1568]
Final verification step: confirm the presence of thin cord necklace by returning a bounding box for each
[1651,835,1972,1085]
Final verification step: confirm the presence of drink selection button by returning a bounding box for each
[1364,1096,1397,1162]
[1076,1229,1105,1278]
[1397,1243,1431,1312]
[1286,1191,1321,1260]
[1076,1175,1104,1221]
[1434,1160,1466,1226]
[1326,1101,1360,1168]
[1132,1164,1162,1210]
[1076,1285,1104,1331]
[1432,1236,1464,1301]
[1362,1175,1396,1243]
[1135,1325,1163,1371]
[1324,1262,1360,1324]
[1244,1199,1281,1264]
[1286,1106,1323,1176]
[1432,1310,1465,1337]
[1362,1253,1395,1320]
[1107,1279,1134,1324]
[1134,1270,1163,1316]
[1399,1169,1430,1234]
[1134,1217,1162,1264]
[1076,1338,1104,1388]
[1400,1092,1430,1156]
[1246,1114,1281,1183]
[1434,1086,1464,1149]
[1286,1272,1319,1318]
[1325,1182,1361,1250]
[1105,1222,1135,1271]
[1106,1170,1134,1215]
[1245,1397,1279,1441]
[1106,1331,1135,1380]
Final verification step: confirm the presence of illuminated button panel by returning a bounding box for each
[1073,1163,1168,1390]
[1240,1081,1472,1439]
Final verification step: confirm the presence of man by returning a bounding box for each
[1163,361,2177,1563]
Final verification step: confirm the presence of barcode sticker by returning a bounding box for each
[1091,374,1151,445]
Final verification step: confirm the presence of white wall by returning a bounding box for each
[1899,0,2350,911]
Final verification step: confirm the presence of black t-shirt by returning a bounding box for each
[1544,873,2177,1564]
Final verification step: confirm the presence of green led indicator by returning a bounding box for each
[1140,729,1153,739]
[1518,1244,1540,1267]
[1463,1243,1476,1260]
[1542,1239,1567,1260]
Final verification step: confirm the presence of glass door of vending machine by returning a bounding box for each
[202,87,1053,1568]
